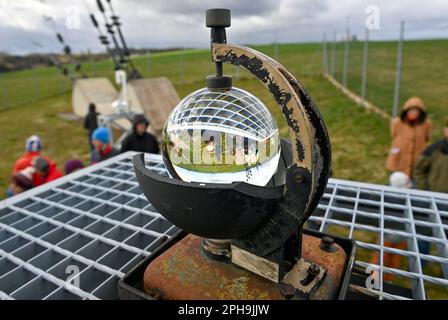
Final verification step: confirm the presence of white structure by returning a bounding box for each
[72,76,179,135]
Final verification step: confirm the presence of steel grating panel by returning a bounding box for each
[0,152,447,300]
[308,178,448,300]
[0,152,178,300]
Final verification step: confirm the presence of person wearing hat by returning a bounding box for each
[64,159,85,175]
[389,171,413,189]
[32,157,63,186]
[414,118,448,194]
[9,135,59,191]
[386,97,432,179]
[121,114,159,154]
[8,167,35,197]
[91,127,119,164]
[12,135,43,173]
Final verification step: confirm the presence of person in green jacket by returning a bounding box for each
[414,118,448,193]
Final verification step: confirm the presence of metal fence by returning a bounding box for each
[0,67,72,111]
[0,49,224,111]
[1,152,447,300]
[310,178,448,300]
[322,20,447,119]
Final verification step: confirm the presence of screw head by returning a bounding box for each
[279,283,296,298]
[308,263,320,276]
[320,235,335,252]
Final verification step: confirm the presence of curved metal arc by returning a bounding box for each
[211,43,331,217]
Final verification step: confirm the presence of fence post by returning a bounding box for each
[361,28,369,104]
[322,33,328,74]
[0,72,11,110]
[146,51,151,78]
[392,21,405,117]
[330,31,336,78]
[55,70,67,96]
[32,68,39,101]
[91,53,96,77]
[274,41,279,62]
[179,47,184,84]
[342,17,350,87]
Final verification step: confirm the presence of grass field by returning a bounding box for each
[331,39,448,136]
[1,39,447,196]
[0,40,446,298]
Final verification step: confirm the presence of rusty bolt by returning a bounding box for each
[280,283,297,299]
[308,263,320,276]
[319,236,336,253]
[300,263,320,286]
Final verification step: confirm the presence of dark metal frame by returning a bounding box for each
[133,8,333,286]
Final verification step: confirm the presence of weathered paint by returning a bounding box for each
[211,43,331,221]
[143,234,346,300]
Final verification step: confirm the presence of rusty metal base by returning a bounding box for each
[143,234,347,300]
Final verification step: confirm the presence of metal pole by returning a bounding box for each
[342,17,350,87]
[179,47,184,84]
[274,41,279,62]
[32,68,39,101]
[147,51,151,78]
[322,33,328,74]
[0,72,11,110]
[330,31,336,77]
[235,65,240,81]
[392,21,405,117]
[91,52,96,77]
[361,28,369,103]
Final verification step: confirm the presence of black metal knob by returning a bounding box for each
[300,263,320,286]
[206,9,231,28]
[319,235,336,253]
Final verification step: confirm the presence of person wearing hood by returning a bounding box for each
[121,114,159,154]
[64,159,85,175]
[84,103,100,155]
[385,97,432,178]
[32,157,63,186]
[414,118,448,193]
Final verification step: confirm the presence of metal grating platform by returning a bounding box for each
[1,152,447,300]
[308,179,448,300]
[0,152,178,300]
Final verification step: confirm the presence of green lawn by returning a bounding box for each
[1,40,447,195]
[0,41,397,195]
[0,41,446,298]
[331,39,448,136]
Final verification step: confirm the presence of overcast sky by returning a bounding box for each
[0,0,447,55]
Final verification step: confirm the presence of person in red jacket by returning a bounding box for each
[13,135,43,173]
[8,167,35,197]
[32,157,63,186]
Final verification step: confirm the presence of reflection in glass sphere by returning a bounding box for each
[162,87,281,186]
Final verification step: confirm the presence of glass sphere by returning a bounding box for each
[162,87,281,186]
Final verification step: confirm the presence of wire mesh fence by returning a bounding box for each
[322,20,447,128]
[1,152,447,300]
